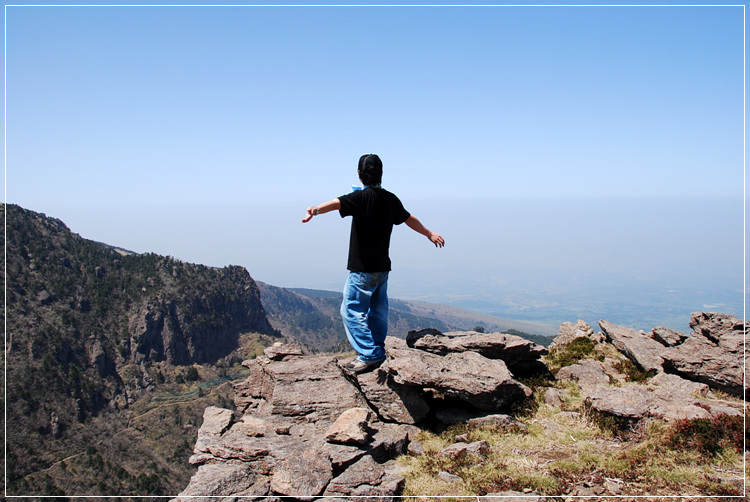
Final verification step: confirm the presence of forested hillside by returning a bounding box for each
[5,203,279,495]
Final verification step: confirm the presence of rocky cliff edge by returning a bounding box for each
[175,312,745,500]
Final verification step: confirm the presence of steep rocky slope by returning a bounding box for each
[4,204,279,495]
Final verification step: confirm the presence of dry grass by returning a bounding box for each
[398,382,746,499]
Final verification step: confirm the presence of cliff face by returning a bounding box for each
[4,203,279,494]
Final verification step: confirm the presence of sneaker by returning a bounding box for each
[344,358,385,374]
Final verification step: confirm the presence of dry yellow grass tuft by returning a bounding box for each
[398,379,746,499]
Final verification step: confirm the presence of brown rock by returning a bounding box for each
[355,366,430,424]
[405,328,548,376]
[556,359,610,389]
[193,407,234,456]
[175,463,267,501]
[325,407,373,445]
[237,354,370,422]
[263,341,304,361]
[323,455,386,496]
[270,446,332,500]
[650,326,688,347]
[387,347,532,410]
[661,312,747,396]
[550,320,604,348]
[599,320,665,373]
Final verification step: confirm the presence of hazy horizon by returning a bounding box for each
[19,194,744,335]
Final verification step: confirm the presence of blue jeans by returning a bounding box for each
[341,271,389,362]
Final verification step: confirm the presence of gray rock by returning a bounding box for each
[323,456,389,496]
[405,328,548,376]
[599,320,665,373]
[661,312,747,397]
[367,422,415,463]
[263,341,304,361]
[556,359,610,389]
[438,440,491,460]
[584,385,651,421]
[438,471,463,484]
[325,407,373,445]
[387,346,532,410]
[543,387,568,407]
[175,463,267,501]
[193,407,234,456]
[650,326,688,347]
[467,413,527,432]
[270,446,332,500]
[584,374,743,423]
[550,319,604,348]
[355,366,430,424]
[239,354,371,422]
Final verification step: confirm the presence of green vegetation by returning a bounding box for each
[4,204,279,496]
[613,357,659,383]
[545,337,604,373]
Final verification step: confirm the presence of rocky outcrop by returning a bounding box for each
[661,312,747,396]
[550,319,605,349]
[599,320,665,373]
[176,329,544,499]
[550,313,746,425]
[178,312,745,499]
[386,337,532,411]
[406,328,548,377]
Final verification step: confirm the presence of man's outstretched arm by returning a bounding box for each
[405,215,445,248]
[302,199,341,223]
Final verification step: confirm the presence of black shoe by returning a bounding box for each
[344,358,385,374]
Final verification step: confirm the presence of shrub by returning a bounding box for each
[665,413,745,457]
[545,337,603,373]
[612,358,657,383]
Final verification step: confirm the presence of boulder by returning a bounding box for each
[584,373,742,423]
[556,359,610,389]
[386,346,532,411]
[355,366,430,424]
[599,320,665,373]
[650,326,688,347]
[263,341,304,361]
[550,320,604,348]
[243,354,370,422]
[661,312,747,397]
[325,408,373,445]
[406,328,548,376]
[323,455,401,497]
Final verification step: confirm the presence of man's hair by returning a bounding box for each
[358,154,383,186]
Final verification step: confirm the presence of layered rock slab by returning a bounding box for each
[661,312,747,397]
[177,333,541,500]
[386,336,533,411]
[406,328,548,376]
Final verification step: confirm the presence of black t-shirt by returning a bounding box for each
[338,186,411,272]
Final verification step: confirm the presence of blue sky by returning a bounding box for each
[5,3,745,331]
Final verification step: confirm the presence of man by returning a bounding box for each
[302,154,445,373]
